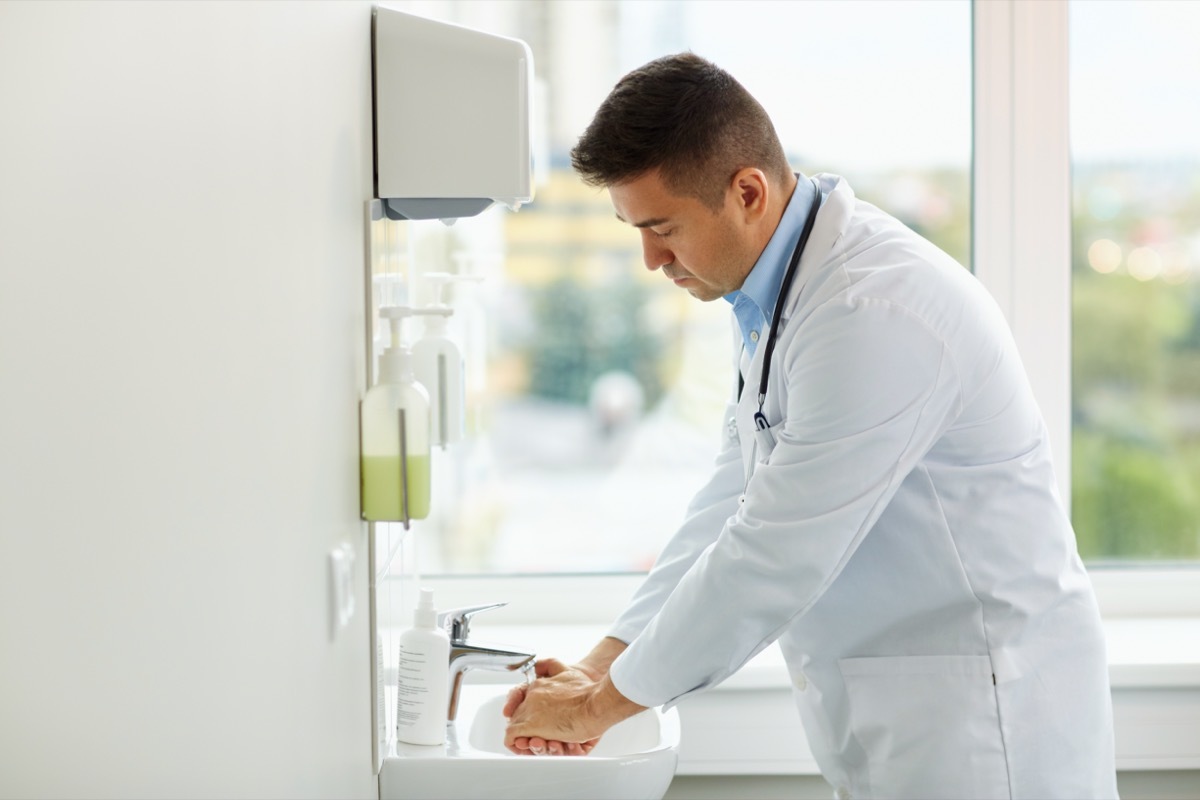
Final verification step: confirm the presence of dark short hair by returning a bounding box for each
[570,53,791,209]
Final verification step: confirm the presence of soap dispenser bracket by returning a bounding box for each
[397,407,411,530]
[435,354,449,447]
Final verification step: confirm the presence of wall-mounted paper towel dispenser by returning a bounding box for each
[372,7,534,222]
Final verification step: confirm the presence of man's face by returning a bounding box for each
[609,170,757,302]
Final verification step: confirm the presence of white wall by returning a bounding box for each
[0,2,376,796]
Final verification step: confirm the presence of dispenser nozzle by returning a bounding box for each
[379,306,417,349]
[423,271,485,312]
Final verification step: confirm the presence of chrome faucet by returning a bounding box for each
[437,602,536,721]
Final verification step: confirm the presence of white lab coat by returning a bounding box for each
[608,175,1118,799]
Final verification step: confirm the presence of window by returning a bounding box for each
[1069,0,1200,562]
[382,0,972,577]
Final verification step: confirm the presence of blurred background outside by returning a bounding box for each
[383,0,1199,575]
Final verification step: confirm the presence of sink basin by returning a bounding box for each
[380,682,680,800]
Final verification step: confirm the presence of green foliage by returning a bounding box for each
[1070,164,1200,562]
[1072,273,1184,396]
[1072,431,1200,559]
[524,275,664,406]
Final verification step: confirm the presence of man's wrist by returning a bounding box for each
[586,673,647,730]
[576,636,629,681]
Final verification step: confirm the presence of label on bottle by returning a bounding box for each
[396,638,449,747]
[396,645,431,726]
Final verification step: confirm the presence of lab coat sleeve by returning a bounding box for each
[609,297,963,708]
[606,407,745,645]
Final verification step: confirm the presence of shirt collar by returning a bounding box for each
[723,173,815,323]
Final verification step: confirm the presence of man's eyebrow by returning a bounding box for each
[615,213,671,229]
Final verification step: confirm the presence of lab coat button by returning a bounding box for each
[792,671,808,691]
[738,495,746,505]
[835,787,852,800]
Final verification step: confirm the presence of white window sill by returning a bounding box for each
[448,617,1200,775]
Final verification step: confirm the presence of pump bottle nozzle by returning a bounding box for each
[422,271,484,314]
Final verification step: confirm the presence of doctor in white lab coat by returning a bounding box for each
[505,53,1118,800]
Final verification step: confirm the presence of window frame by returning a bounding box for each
[974,0,1199,616]
[393,0,1200,625]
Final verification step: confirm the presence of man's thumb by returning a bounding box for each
[502,684,527,718]
[535,657,569,677]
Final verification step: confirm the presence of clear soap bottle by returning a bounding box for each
[360,307,431,525]
[396,588,450,746]
[412,272,480,448]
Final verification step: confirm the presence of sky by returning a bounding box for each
[1070,0,1200,163]
[612,0,1199,169]
[618,0,972,171]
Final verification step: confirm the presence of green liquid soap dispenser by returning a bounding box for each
[361,306,431,525]
[412,272,479,449]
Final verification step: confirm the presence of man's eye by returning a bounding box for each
[654,229,673,238]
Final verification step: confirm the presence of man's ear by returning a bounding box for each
[729,168,769,223]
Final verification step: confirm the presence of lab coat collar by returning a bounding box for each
[733,173,856,477]
[778,174,856,320]
[725,172,817,327]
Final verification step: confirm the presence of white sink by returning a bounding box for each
[380,683,680,800]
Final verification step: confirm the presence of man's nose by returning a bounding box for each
[641,231,673,271]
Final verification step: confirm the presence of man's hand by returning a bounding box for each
[502,638,633,756]
[503,659,600,755]
[502,655,645,756]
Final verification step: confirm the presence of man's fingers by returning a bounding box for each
[520,738,595,757]
[504,731,532,755]
[544,738,596,756]
[506,737,599,757]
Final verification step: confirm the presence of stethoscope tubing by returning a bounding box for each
[753,177,823,431]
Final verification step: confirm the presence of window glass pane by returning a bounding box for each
[1070,0,1200,561]
[398,0,971,575]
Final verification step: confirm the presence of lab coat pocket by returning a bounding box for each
[752,422,780,464]
[839,655,1009,800]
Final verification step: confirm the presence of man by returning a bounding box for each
[504,53,1118,799]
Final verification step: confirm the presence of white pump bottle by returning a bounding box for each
[396,587,450,746]
[360,307,432,524]
[412,273,480,448]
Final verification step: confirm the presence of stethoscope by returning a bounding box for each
[744,176,824,433]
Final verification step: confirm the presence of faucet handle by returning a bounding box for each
[437,601,507,642]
